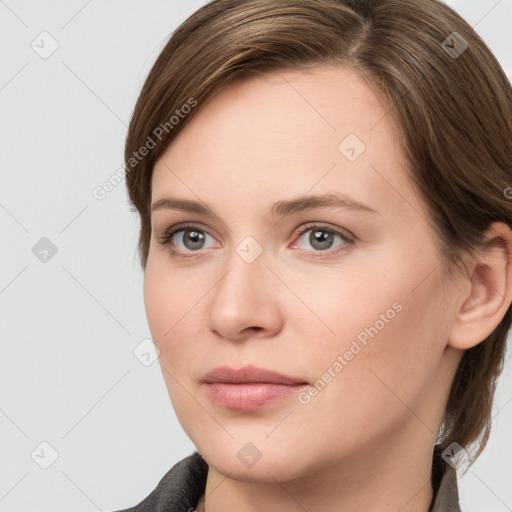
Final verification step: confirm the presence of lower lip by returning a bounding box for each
[204,382,308,411]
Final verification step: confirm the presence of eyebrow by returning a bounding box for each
[150,192,377,218]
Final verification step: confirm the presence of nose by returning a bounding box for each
[206,243,283,342]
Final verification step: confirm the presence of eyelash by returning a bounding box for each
[157,222,355,260]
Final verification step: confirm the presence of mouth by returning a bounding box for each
[201,364,309,411]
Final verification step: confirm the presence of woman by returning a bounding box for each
[117,0,512,510]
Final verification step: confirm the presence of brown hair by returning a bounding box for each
[125,0,512,483]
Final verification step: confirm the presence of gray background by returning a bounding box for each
[1,1,511,511]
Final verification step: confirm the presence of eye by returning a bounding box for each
[157,223,218,258]
[291,223,354,255]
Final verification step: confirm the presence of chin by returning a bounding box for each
[190,432,321,484]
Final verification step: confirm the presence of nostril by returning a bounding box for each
[248,326,262,333]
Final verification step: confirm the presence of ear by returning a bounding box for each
[449,222,512,350]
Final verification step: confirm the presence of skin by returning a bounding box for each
[144,64,512,512]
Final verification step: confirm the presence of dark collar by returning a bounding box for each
[115,451,461,511]
[429,462,462,512]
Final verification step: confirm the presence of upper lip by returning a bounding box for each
[202,365,308,385]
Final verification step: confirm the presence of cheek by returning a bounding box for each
[296,258,452,430]
[143,253,200,339]
[143,264,205,422]
[143,258,210,377]
[143,265,169,343]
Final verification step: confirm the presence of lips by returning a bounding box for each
[203,365,308,385]
[202,364,309,411]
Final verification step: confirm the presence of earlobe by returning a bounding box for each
[448,222,512,350]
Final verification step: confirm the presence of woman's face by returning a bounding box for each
[144,64,465,481]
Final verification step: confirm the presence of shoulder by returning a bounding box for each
[112,451,208,512]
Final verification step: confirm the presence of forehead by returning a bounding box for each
[161,64,392,157]
[151,64,417,219]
